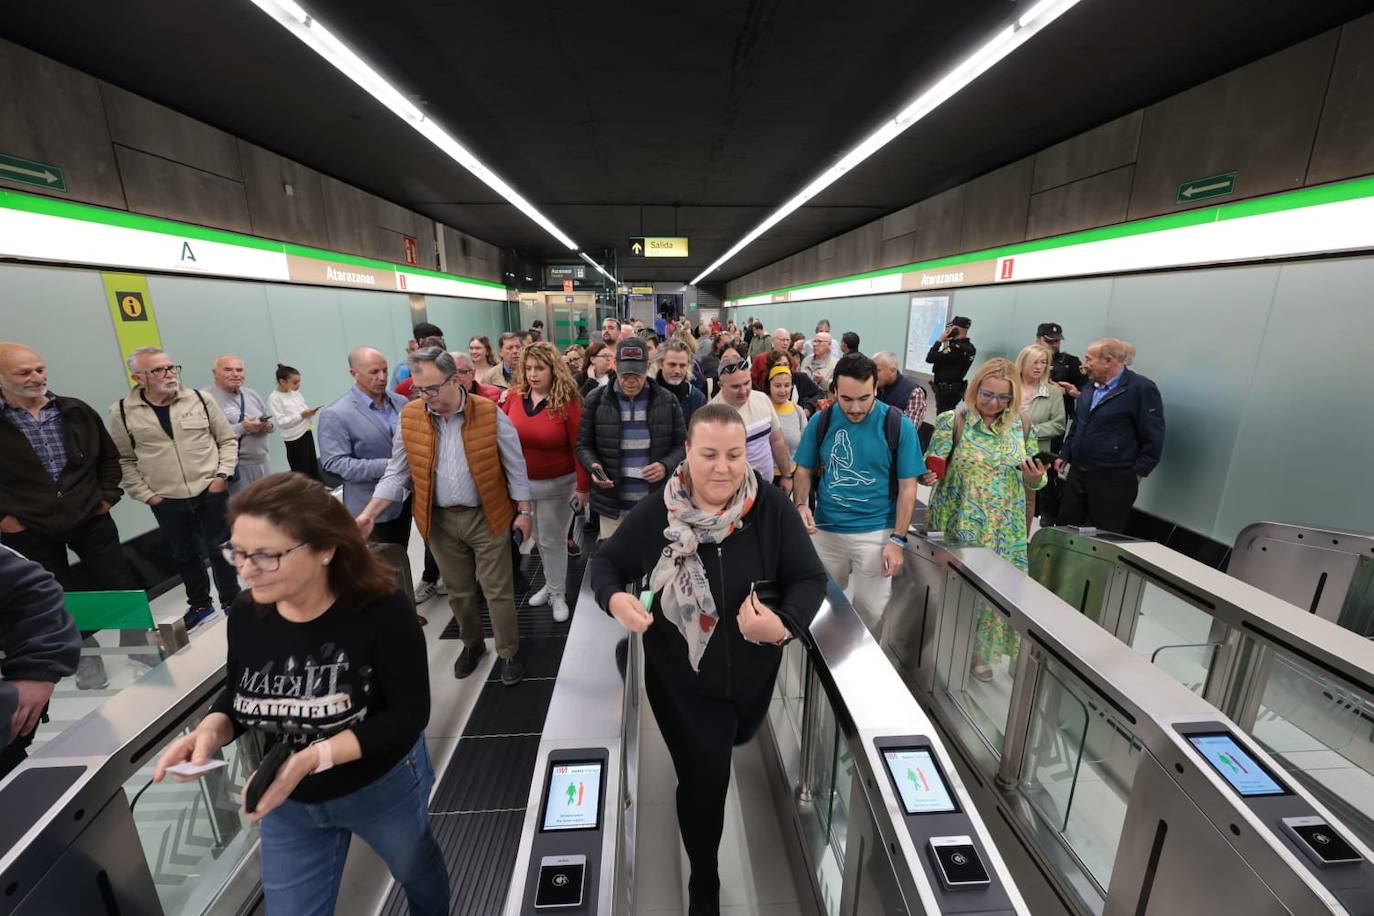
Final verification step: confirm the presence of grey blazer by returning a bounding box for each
[317,385,409,521]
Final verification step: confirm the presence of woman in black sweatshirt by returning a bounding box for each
[590,403,827,916]
[153,472,447,916]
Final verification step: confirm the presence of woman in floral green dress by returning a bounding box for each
[923,358,1048,681]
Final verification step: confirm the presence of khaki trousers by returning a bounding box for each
[428,505,519,658]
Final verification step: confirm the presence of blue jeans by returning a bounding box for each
[259,736,449,916]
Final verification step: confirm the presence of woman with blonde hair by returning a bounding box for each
[502,342,589,622]
[1015,344,1067,456]
[923,358,1047,681]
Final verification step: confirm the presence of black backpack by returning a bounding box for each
[811,402,904,500]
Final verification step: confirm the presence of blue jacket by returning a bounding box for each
[1061,368,1164,476]
[317,386,409,521]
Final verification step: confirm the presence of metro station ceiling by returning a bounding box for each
[4,1,1373,283]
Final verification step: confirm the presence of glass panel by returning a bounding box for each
[937,582,1018,759]
[1127,579,1218,694]
[804,667,840,840]
[36,628,165,755]
[126,724,257,914]
[1245,647,1374,851]
[781,639,807,737]
[829,738,855,865]
[1020,661,1141,896]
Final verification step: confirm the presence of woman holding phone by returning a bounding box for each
[503,342,589,623]
[152,473,447,915]
[923,358,1047,682]
[590,404,827,915]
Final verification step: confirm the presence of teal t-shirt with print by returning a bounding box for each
[793,401,924,533]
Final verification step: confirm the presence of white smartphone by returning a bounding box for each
[165,759,229,777]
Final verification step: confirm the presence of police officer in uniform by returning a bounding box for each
[926,316,976,414]
[1035,322,1085,524]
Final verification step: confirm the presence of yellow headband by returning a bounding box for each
[768,365,792,380]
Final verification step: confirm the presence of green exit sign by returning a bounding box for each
[1177,171,1236,204]
[0,152,66,192]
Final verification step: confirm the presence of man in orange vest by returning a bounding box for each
[356,347,534,686]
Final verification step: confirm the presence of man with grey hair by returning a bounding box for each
[804,331,839,389]
[203,354,273,494]
[655,337,706,424]
[1055,337,1164,533]
[357,347,534,686]
[110,346,239,630]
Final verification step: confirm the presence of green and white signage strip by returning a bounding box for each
[726,175,1374,306]
[0,187,507,300]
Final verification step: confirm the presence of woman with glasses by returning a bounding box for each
[579,339,615,397]
[152,472,447,915]
[922,358,1046,681]
[503,342,589,623]
[563,344,586,387]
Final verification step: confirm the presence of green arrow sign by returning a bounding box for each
[0,152,66,192]
[1177,171,1236,204]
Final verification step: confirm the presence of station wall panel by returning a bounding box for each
[3,261,509,542]
[735,255,1371,544]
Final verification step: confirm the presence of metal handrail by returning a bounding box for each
[889,535,1374,915]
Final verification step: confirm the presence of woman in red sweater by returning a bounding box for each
[502,342,590,622]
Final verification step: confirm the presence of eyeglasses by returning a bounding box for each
[145,364,181,378]
[454,366,475,376]
[977,388,1014,405]
[414,377,458,398]
[719,359,751,376]
[220,542,309,571]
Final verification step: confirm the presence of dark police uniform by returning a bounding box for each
[1037,322,1085,524]
[926,335,976,414]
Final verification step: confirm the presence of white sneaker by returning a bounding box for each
[551,596,570,623]
[414,579,440,602]
[528,586,550,606]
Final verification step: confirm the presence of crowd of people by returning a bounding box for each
[0,307,1164,915]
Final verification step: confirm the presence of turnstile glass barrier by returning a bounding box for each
[507,576,1031,915]
[885,536,1374,916]
[0,620,266,916]
[1229,522,1374,637]
[1028,527,1374,856]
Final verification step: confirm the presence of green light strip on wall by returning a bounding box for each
[733,173,1374,300]
[0,187,506,290]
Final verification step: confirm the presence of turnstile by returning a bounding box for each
[1229,521,1374,636]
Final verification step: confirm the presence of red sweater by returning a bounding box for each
[502,394,590,490]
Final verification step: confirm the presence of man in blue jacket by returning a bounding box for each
[1,545,81,779]
[1055,338,1165,534]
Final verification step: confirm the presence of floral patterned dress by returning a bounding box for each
[926,408,1046,662]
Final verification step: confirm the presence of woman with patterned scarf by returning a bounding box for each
[590,403,828,916]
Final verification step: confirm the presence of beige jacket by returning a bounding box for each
[479,363,514,390]
[109,387,238,502]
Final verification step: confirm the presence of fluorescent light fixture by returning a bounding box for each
[691,0,1084,284]
[579,251,619,284]
[247,0,578,251]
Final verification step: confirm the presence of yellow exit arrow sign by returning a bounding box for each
[629,236,689,258]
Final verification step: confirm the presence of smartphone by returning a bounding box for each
[245,742,291,813]
[590,464,612,485]
[1032,451,1060,465]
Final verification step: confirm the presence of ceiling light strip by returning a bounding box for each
[579,251,619,284]
[247,0,579,251]
[691,0,1084,284]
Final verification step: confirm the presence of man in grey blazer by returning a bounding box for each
[318,347,412,546]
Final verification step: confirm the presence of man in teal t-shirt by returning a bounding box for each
[793,352,923,632]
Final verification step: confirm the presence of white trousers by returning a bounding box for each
[529,474,576,599]
[811,528,891,634]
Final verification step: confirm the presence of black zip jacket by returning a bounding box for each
[576,381,686,518]
[1061,368,1165,476]
[0,394,124,534]
[590,473,828,700]
[0,545,81,747]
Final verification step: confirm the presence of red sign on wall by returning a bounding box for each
[403,235,419,267]
[999,257,1015,280]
